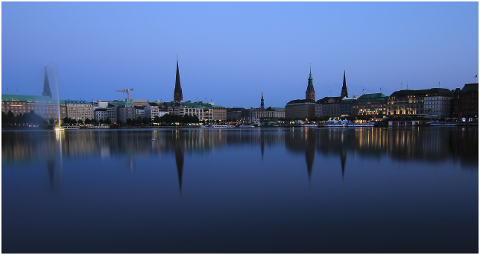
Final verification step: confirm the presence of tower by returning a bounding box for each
[306,65,315,101]
[42,62,52,98]
[341,70,348,98]
[261,92,264,109]
[174,60,183,102]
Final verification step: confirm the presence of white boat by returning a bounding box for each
[211,124,234,128]
[61,125,80,130]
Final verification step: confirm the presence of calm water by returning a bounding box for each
[2,127,478,253]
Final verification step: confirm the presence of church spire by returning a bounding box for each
[261,91,264,109]
[306,64,315,101]
[341,70,348,98]
[174,60,183,102]
[42,62,52,98]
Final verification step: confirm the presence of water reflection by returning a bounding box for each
[2,127,477,253]
[3,127,477,181]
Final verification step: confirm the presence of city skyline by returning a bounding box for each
[2,2,478,108]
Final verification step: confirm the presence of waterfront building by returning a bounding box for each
[94,108,108,122]
[135,106,145,118]
[106,104,117,123]
[109,100,135,123]
[145,102,160,120]
[424,90,454,119]
[2,94,58,121]
[314,70,351,118]
[60,99,94,122]
[352,93,388,117]
[226,107,251,121]
[340,97,357,117]
[285,99,316,119]
[212,105,227,122]
[387,88,453,117]
[174,61,183,102]
[316,97,342,117]
[286,67,317,119]
[162,100,220,122]
[453,83,478,119]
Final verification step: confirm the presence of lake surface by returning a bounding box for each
[2,127,478,253]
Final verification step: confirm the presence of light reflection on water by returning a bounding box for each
[2,127,478,253]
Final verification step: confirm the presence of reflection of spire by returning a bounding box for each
[175,142,184,194]
[261,131,264,161]
[305,130,315,181]
[340,150,347,179]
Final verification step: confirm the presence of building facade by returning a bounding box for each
[388,88,453,118]
[453,83,478,119]
[60,99,94,122]
[2,94,58,121]
[352,93,388,117]
[285,99,316,119]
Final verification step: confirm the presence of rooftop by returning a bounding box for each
[2,94,56,104]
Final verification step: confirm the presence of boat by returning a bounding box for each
[61,125,80,130]
[202,124,235,129]
[211,124,234,128]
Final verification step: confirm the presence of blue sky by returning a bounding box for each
[2,2,478,108]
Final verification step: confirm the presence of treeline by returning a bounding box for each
[155,114,200,124]
[62,117,112,125]
[2,110,50,127]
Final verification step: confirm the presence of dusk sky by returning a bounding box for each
[2,2,478,108]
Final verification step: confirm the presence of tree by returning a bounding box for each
[153,115,161,124]
[77,119,84,125]
[85,118,92,125]
[142,117,150,126]
[105,118,111,125]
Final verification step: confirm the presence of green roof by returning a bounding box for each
[2,94,56,104]
[109,101,134,106]
[357,93,387,101]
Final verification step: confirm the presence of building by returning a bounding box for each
[2,94,58,121]
[60,99,94,122]
[212,105,227,122]
[286,67,317,119]
[316,97,342,117]
[424,90,454,119]
[453,83,478,119]
[285,99,316,119]
[94,108,108,122]
[174,61,183,102]
[315,70,351,118]
[226,107,250,121]
[352,93,388,117]
[340,97,357,117]
[388,88,453,117]
[109,100,135,123]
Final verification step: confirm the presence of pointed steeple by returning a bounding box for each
[42,62,52,98]
[341,70,348,98]
[306,64,315,101]
[261,92,264,109]
[174,60,183,102]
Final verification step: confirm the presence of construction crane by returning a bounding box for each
[116,88,134,101]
